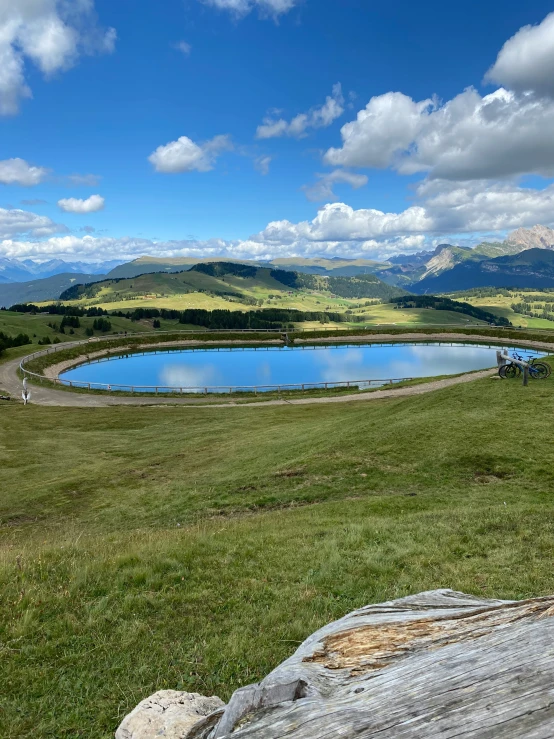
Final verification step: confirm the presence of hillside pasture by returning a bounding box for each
[2,371,554,737]
[448,289,554,329]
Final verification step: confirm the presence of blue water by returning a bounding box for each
[59,342,538,392]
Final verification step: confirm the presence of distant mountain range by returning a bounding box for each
[414,248,554,293]
[2,225,554,307]
[0,258,121,283]
[378,225,554,293]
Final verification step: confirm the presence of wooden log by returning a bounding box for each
[213,589,554,738]
[117,590,554,738]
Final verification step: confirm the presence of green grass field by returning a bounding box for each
[2,361,554,737]
[0,310,166,343]
[351,303,488,326]
[448,290,554,329]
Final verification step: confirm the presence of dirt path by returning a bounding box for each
[2,333,553,409]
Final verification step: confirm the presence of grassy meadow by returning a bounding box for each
[2,365,554,737]
[449,289,554,329]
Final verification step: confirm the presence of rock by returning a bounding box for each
[115,690,225,739]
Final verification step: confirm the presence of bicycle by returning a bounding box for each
[499,351,551,380]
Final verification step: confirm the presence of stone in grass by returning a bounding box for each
[115,690,225,739]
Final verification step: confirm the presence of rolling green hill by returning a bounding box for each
[59,262,407,309]
[106,256,261,280]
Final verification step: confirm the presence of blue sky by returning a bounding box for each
[2,0,554,263]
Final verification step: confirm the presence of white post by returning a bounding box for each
[22,377,30,405]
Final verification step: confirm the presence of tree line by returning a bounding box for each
[0,331,31,357]
[110,306,347,328]
[6,304,108,317]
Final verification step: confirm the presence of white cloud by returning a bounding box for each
[325,86,554,181]
[0,207,66,239]
[303,169,368,202]
[148,135,233,173]
[0,158,49,186]
[0,230,430,263]
[174,41,192,56]
[254,155,271,175]
[323,13,554,181]
[57,194,105,213]
[254,202,433,245]
[417,179,554,233]
[325,92,434,169]
[0,0,116,115]
[256,84,344,139]
[203,0,298,18]
[6,182,554,262]
[486,13,554,97]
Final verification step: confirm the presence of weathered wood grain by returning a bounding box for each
[212,590,554,738]
[116,590,554,738]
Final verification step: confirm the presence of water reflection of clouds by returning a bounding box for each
[256,361,272,382]
[314,343,507,383]
[314,348,367,382]
[391,345,499,377]
[160,364,219,388]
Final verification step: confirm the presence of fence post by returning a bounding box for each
[523,366,529,387]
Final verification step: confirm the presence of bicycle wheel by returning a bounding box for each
[531,360,551,377]
[499,363,521,379]
[529,362,550,380]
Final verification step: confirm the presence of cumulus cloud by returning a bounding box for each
[6,178,554,262]
[257,84,344,139]
[325,86,554,181]
[0,158,49,186]
[57,194,105,213]
[254,155,271,175]
[486,13,554,97]
[254,202,433,245]
[303,169,368,202]
[323,13,554,181]
[6,181,554,264]
[202,0,298,18]
[0,0,116,115]
[0,207,66,239]
[148,134,233,173]
[325,92,434,169]
[416,178,554,233]
[254,181,554,250]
